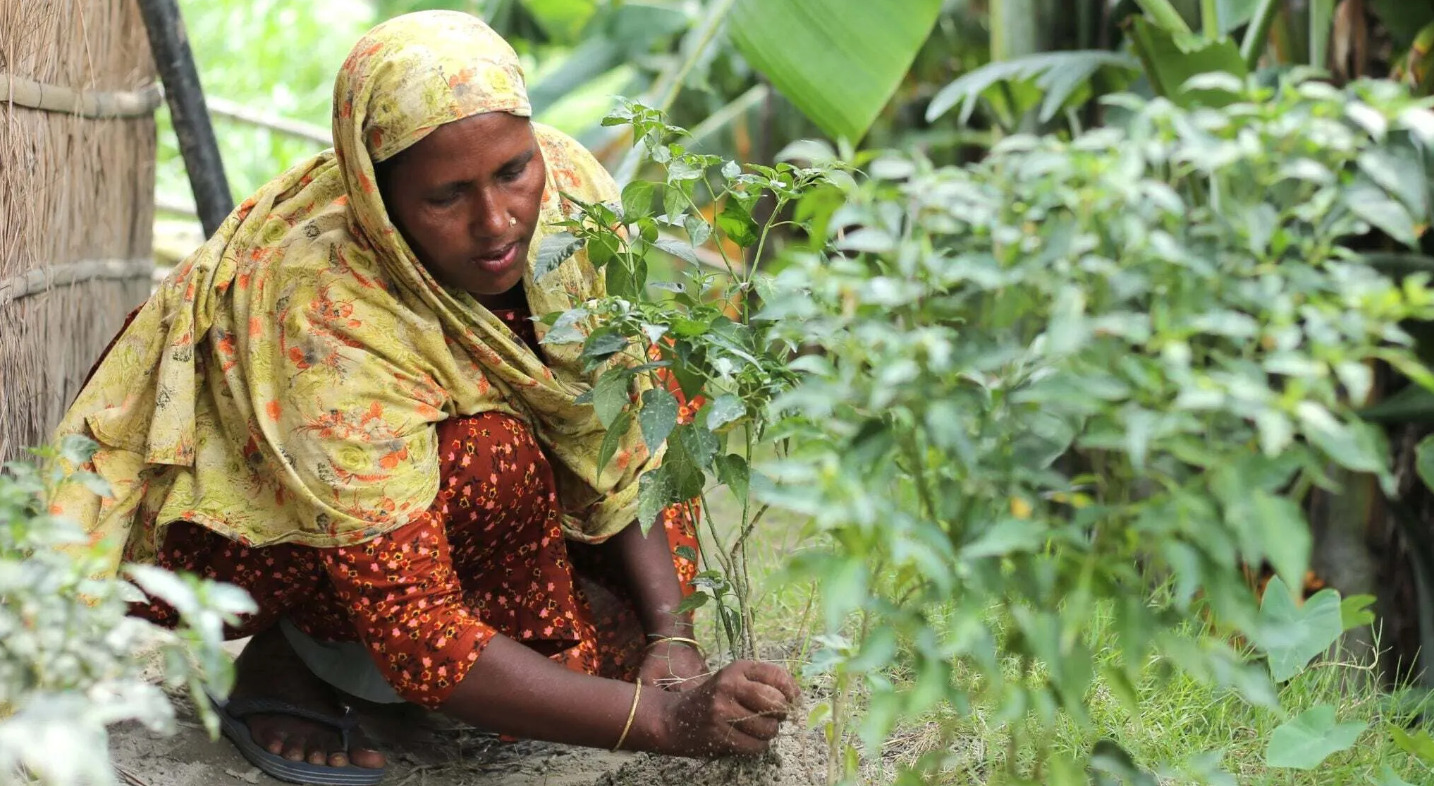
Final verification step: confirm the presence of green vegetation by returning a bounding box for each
[0,439,255,785]
[132,0,1434,783]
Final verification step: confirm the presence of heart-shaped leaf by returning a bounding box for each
[1257,576,1344,683]
[1265,705,1367,769]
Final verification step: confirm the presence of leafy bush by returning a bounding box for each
[0,437,255,785]
[535,101,841,661]
[748,75,1434,783]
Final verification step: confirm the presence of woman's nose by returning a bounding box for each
[471,191,511,239]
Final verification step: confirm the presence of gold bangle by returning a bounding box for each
[644,636,705,655]
[613,678,642,752]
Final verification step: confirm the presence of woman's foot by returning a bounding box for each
[229,625,387,769]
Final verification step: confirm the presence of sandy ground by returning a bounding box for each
[110,643,826,786]
[109,699,826,786]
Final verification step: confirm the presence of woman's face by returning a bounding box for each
[379,112,546,300]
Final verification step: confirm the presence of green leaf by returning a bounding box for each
[1370,1,1434,49]
[534,231,585,280]
[1340,594,1377,631]
[676,589,710,614]
[705,394,745,431]
[1089,739,1159,786]
[540,307,588,345]
[1127,17,1248,107]
[1257,577,1344,682]
[589,370,633,429]
[605,256,648,300]
[639,388,679,454]
[56,434,99,465]
[961,518,1047,560]
[1417,434,1434,493]
[621,180,656,222]
[127,564,200,617]
[729,0,943,141]
[715,453,750,501]
[598,410,632,474]
[685,215,712,246]
[1265,705,1367,769]
[717,199,759,248]
[653,237,701,266]
[521,0,597,43]
[1215,0,1260,33]
[926,51,1139,124]
[675,545,698,562]
[1371,764,1416,786]
[1388,724,1434,764]
[70,471,112,498]
[1361,253,1434,282]
[637,466,674,533]
[1252,492,1312,595]
[581,328,628,362]
[1346,182,1419,247]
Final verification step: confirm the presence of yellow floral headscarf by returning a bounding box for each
[54,11,657,574]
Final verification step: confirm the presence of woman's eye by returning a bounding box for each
[427,190,461,207]
[498,162,526,183]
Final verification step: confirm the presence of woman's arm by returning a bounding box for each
[607,512,693,639]
[321,504,794,758]
[604,511,711,687]
[436,635,795,757]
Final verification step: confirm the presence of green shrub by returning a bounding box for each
[750,75,1434,783]
[0,437,254,785]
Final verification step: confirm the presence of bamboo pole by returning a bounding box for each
[0,258,155,308]
[0,73,161,118]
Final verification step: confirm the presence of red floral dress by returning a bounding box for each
[131,307,699,708]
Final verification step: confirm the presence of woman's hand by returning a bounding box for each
[638,639,710,692]
[654,660,800,758]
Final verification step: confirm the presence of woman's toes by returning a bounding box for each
[348,746,386,769]
[329,752,350,768]
[283,741,308,762]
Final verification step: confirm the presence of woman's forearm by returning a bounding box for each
[606,517,692,637]
[437,634,674,751]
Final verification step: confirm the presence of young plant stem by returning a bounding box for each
[1240,0,1282,70]
[1200,0,1218,39]
[1134,0,1193,34]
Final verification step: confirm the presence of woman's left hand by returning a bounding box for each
[639,639,709,692]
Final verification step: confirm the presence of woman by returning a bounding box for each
[54,11,797,784]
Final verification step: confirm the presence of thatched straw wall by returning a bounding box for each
[0,0,157,462]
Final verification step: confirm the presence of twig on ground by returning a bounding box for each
[115,764,149,786]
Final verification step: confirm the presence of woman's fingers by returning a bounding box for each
[738,660,801,705]
[730,678,790,720]
[729,714,781,742]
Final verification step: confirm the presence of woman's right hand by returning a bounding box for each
[654,660,800,758]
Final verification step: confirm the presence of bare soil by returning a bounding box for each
[111,642,825,786]
[110,697,826,786]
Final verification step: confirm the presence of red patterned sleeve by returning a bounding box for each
[320,511,495,708]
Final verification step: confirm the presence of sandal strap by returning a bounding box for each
[223,697,359,736]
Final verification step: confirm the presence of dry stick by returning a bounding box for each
[115,764,149,786]
[204,94,330,145]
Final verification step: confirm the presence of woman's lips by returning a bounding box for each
[472,242,519,276]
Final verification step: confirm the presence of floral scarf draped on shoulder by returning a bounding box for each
[54,11,657,574]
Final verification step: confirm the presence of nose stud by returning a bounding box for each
[508,216,517,227]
